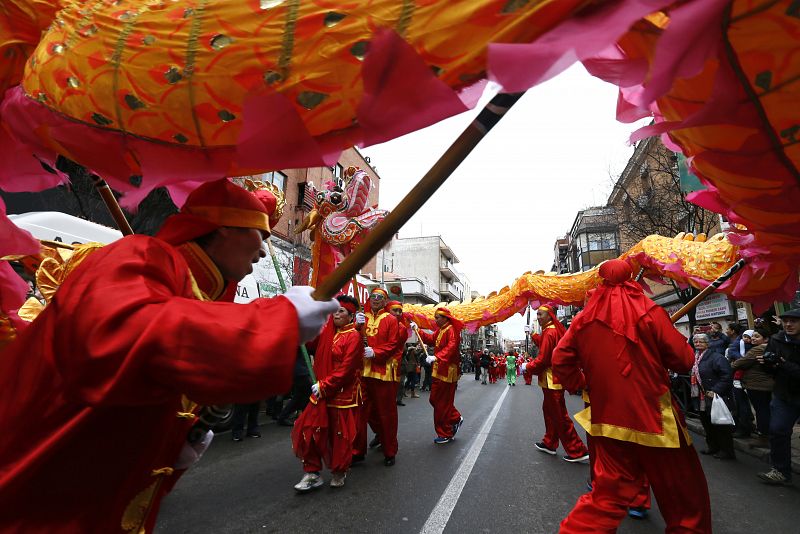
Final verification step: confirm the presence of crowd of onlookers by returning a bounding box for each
[689,310,800,486]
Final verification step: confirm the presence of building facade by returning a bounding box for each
[565,206,620,273]
[380,235,466,303]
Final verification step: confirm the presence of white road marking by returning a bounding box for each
[420,385,511,534]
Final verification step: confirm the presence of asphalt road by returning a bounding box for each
[156,377,799,533]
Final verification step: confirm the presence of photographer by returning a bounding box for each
[757,308,800,486]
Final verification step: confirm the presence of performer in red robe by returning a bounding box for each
[0,179,338,532]
[553,259,711,533]
[526,305,589,462]
[414,307,463,444]
[354,287,400,466]
[387,300,410,406]
[294,295,364,491]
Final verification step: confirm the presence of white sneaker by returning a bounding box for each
[294,472,323,492]
[562,453,590,463]
[330,471,347,488]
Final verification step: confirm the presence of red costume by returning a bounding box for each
[0,180,299,532]
[300,316,364,474]
[553,260,711,533]
[417,308,462,440]
[527,305,588,458]
[354,289,400,458]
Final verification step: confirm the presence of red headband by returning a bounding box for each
[336,297,358,314]
[387,300,403,310]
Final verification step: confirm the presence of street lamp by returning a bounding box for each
[523,324,530,355]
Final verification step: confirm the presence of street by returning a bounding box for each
[157,377,799,534]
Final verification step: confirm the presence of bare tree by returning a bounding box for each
[610,141,719,332]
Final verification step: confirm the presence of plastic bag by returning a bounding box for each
[710,395,735,426]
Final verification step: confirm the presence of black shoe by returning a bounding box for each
[232,433,243,442]
[351,454,365,463]
[277,419,294,427]
[699,449,718,456]
[383,456,395,467]
[396,401,406,406]
[246,430,261,438]
[369,436,381,449]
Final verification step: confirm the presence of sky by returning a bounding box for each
[361,64,649,340]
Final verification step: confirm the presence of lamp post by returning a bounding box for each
[523,324,531,356]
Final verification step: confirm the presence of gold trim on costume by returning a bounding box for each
[574,390,691,448]
[184,205,271,233]
[181,242,224,301]
[537,368,562,390]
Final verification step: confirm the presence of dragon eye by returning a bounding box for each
[330,193,342,204]
[316,192,325,203]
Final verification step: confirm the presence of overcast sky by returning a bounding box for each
[361,64,649,340]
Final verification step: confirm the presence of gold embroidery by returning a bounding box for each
[365,311,389,337]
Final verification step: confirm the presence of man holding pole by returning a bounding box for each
[294,294,364,491]
[526,305,589,463]
[412,307,463,444]
[0,179,338,532]
[354,287,400,466]
[553,259,711,533]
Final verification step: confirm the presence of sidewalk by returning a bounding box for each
[686,417,800,474]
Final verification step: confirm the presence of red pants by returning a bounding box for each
[302,407,357,473]
[430,378,462,438]
[587,434,650,509]
[355,377,398,457]
[560,433,711,533]
[541,389,587,457]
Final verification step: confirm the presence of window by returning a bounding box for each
[253,170,287,192]
[332,163,344,188]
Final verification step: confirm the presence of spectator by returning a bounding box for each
[707,321,730,354]
[741,329,754,357]
[724,323,751,437]
[276,357,313,426]
[404,345,421,398]
[421,346,433,391]
[691,333,735,460]
[757,309,800,486]
[480,349,491,385]
[230,402,261,441]
[725,323,744,361]
[731,327,774,449]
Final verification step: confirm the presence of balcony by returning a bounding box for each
[439,282,461,302]
[439,259,457,279]
[400,279,438,304]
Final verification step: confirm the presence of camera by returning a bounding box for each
[762,351,780,365]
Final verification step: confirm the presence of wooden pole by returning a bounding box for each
[670,259,746,324]
[90,174,134,236]
[312,92,524,301]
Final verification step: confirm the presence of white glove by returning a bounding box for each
[520,363,527,373]
[311,382,321,397]
[409,321,418,330]
[364,347,375,359]
[355,312,366,325]
[425,355,436,365]
[284,286,339,343]
[174,430,214,470]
